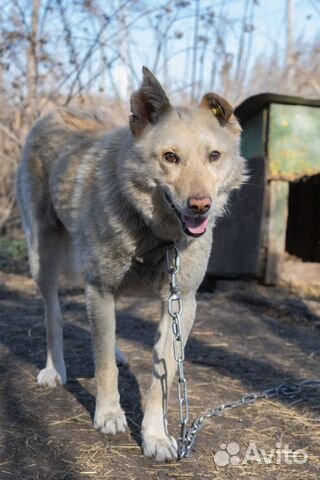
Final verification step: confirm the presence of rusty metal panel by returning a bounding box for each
[268,103,320,180]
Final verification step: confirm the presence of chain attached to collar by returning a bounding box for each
[166,244,189,458]
[166,244,320,460]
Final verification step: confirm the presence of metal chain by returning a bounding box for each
[166,244,320,460]
[166,244,189,457]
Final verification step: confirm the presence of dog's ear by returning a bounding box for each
[129,66,171,136]
[199,93,234,122]
[199,92,242,134]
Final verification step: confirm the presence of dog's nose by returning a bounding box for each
[188,196,212,214]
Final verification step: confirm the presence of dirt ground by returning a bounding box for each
[1,266,320,480]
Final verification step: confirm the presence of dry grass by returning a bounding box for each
[0,271,320,479]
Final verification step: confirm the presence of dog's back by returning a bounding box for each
[16,108,108,281]
[17,109,107,211]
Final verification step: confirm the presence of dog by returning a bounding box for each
[16,66,247,461]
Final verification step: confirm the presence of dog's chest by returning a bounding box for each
[119,243,168,294]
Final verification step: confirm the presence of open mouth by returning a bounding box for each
[165,193,209,238]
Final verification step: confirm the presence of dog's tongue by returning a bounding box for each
[182,215,209,235]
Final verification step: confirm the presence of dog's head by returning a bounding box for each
[125,66,247,240]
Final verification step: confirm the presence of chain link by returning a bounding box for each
[166,244,320,460]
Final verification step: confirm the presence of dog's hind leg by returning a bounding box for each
[142,292,197,461]
[30,224,67,387]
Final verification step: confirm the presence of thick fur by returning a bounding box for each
[16,67,247,461]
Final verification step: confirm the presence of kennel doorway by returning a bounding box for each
[286,174,320,263]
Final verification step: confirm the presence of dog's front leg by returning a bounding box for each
[142,292,196,461]
[86,282,127,435]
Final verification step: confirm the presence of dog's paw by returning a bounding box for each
[115,345,128,366]
[94,408,127,435]
[37,366,67,387]
[142,433,178,462]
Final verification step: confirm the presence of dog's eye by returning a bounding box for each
[163,152,178,163]
[209,150,221,162]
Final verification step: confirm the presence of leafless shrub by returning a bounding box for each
[0,0,319,235]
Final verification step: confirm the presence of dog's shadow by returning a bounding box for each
[0,284,146,448]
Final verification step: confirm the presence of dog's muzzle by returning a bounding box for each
[165,193,209,238]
